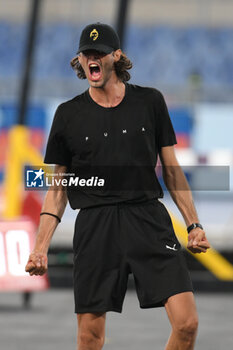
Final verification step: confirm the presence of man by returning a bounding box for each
[25,23,210,350]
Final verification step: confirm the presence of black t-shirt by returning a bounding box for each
[44,83,177,209]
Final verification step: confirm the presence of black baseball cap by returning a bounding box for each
[77,22,121,54]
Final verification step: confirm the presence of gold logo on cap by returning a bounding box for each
[90,29,99,41]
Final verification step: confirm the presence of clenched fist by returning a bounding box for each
[187,228,210,254]
[25,251,48,276]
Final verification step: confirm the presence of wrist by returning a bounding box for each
[33,243,49,255]
[187,223,203,234]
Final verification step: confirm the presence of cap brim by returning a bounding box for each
[77,44,115,54]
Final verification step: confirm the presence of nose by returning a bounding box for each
[89,53,99,60]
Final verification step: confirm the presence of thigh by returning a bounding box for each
[77,312,106,336]
[164,291,198,328]
[123,200,193,309]
[73,206,129,313]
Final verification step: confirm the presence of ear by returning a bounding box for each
[113,49,122,62]
[77,53,81,63]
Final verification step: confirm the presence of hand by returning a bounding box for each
[187,228,210,254]
[25,251,48,276]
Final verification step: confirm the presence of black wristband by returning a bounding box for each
[40,212,61,223]
[187,223,203,233]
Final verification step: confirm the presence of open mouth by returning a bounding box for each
[88,62,102,81]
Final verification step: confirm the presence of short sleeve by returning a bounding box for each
[156,91,177,150]
[44,104,71,166]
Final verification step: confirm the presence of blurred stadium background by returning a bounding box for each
[1,0,233,305]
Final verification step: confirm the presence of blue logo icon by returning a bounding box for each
[26,168,45,188]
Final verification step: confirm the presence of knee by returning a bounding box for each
[176,316,199,340]
[78,331,105,349]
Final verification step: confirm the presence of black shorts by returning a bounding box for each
[73,199,193,314]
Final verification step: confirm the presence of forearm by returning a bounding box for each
[34,187,68,253]
[162,166,199,227]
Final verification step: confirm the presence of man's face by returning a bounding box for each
[78,49,117,88]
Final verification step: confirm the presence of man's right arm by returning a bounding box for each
[25,165,68,276]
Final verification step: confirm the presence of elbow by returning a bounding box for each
[162,165,176,181]
[162,164,181,192]
[48,186,68,203]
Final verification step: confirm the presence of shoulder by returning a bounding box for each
[54,91,86,122]
[56,92,86,114]
[127,83,164,101]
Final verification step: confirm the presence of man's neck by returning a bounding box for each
[89,77,126,108]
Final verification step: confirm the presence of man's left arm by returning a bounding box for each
[159,145,210,254]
